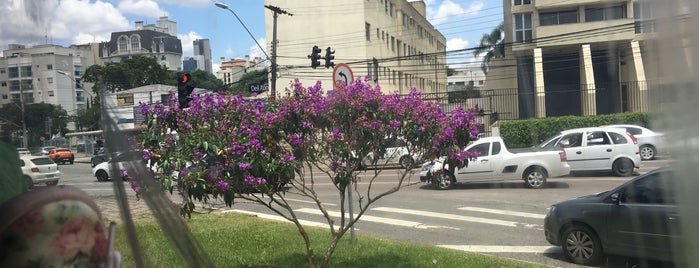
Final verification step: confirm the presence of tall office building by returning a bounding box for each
[264,0,447,96]
[193,39,212,73]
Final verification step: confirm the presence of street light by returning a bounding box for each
[214,2,276,98]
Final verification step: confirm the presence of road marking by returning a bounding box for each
[438,245,557,253]
[457,207,545,219]
[295,208,459,230]
[373,207,543,230]
[221,209,331,229]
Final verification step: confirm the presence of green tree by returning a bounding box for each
[82,57,169,93]
[74,101,101,131]
[135,79,480,267]
[230,69,268,96]
[473,22,505,75]
[447,67,457,76]
[0,103,69,147]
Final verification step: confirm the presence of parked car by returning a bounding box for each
[544,168,681,265]
[420,136,570,189]
[91,147,108,167]
[16,147,31,156]
[19,155,60,189]
[601,124,666,160]
[352,137,418,169]
[536,127,641,176]
[47,147,75,164]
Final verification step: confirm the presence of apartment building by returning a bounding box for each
[487,0,658,119]
[0,44,96,130]
[98,16,183,71]
[217,56,266,86]
[264,0,447,96]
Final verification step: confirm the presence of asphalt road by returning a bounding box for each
[57,158,674,268]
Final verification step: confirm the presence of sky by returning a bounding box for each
[1,0,503,74]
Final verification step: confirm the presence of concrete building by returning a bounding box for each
[98,16,183,71]
[264,0,447,96]
[487,0,657,120]
[193,39,212,73]
[217,56,265,86]
[182,57,198,71]
[0,44,96,130]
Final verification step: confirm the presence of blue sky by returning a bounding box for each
[2,0,503,73]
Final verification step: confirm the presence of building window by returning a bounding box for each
[365,23,371,41]
[131,35,140,51]
[8,67,18,78]
[586,5,626,22]
[1,82,6,87]
[9,81,19,91]
[391,36,395,52]
[514,0,531,6]
[48,91,54,97]
[47,64,53,70]
[20,66,32,77]
[119,36,128,51]
[634,2,656,33]
[1,95,7,100]
[0,68,5,74]
[540,10,578,25]
[514,13,533,43]
[48,78,53,84]
[21,79,32,90]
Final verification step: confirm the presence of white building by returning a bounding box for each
[264,0,447,96]
[0,44,96,130]
[217,56,266,86]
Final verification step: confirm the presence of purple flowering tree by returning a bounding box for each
[137,78,479,268]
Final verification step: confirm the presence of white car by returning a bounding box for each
[92,151,147,181]
[20,155,61,188]
[16,147,31,156]
[352,137,419,169]
[601,124,666,160]
[537,127,641,176]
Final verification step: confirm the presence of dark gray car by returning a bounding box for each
[544,168,681,265]
[90,147,108,167]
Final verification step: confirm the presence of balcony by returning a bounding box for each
[76,96,85,102]
[534,19,635,48]
[535,0,625,8]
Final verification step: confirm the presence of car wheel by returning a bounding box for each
[70,158,74,164]
[431,170,455,190]
[639,145,656,160]
[612,158,634,177]
[24,176,34,190]
[561,225,604,265]
[399,155,415,169]
[96,170,109,182]
[523,167,547,189]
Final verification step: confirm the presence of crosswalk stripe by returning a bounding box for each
[373,207,543,230]
[438,245,556,253]
[457,207,545,219]
[295,208,459,230]
[222,209,331,229]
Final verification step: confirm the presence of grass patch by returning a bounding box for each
[114,212,548,268]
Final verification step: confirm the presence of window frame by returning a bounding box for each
[540,9,579,26]
[513,13,533,43]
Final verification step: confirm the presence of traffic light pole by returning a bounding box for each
[20,83,27,148]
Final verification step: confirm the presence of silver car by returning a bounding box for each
[602,124,666,160]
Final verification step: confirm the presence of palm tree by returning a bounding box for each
[473,22,505,75]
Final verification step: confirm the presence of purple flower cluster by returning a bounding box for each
[244,175,267,185]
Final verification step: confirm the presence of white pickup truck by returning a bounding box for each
[419,137,570,189]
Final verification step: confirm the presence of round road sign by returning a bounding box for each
[332,63,354,89]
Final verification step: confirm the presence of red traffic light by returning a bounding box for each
[178,73,191,84]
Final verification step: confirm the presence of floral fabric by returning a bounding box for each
[0,199,109,267]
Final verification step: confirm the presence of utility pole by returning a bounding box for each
[19,80,27,148]
[265,5,292,100]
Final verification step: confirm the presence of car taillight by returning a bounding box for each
[31,167,40,172]
[559,151,567,162]
[627,132,638,144]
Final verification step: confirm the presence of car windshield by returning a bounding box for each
[538,134,561,149]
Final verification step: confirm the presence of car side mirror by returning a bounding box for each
[611,192,620,204]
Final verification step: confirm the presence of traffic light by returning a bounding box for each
[324,47,335,69]
[308,45,322,69]
[177,72,194,108]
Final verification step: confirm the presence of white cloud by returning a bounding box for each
[225,48,233,56]
[0,0,130,48]
[447,37,469,51]
[178,32,203,56]
[427,0,485,25]
[248,37,267,60]
[117,0,169,17]
[212,62,220,74]
[155,0,212,7]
